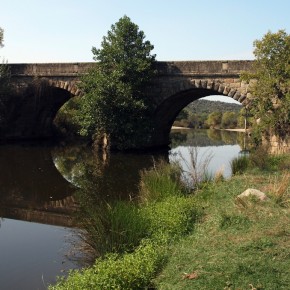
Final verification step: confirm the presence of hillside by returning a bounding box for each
[186,99,242,114]
[174,99,243,129]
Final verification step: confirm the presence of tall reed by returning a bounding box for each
[176,146,213,189]
[139,159,183,204]
[75,191,148,259]
[230,155,249,175]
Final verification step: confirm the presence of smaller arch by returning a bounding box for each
[151,83,245,148]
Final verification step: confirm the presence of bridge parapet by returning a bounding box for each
[155,60,253,76]
[9,60,254,77]
[10,62,94,77]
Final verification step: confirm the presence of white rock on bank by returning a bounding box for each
[238,188,268,201]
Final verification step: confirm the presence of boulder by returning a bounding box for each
[238,188,268,201]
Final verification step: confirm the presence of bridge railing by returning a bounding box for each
[9,60,254,77]
[9,62,94,77]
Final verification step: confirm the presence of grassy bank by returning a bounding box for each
[50,154,289,290]
[155,170,290,289]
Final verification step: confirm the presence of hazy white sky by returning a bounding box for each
[1,0,290,63]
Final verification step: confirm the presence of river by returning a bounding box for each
[0,129,245,289]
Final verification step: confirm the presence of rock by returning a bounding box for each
[238,188,268,201]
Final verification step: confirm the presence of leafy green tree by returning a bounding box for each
[206,111,222,128]
[243,30,290,140]
[221,111,238,128]
[77,16,156,149]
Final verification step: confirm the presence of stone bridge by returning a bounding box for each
[6,60,253,147]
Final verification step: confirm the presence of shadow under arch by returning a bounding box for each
[5,78,81,140]
[152,87,243,148]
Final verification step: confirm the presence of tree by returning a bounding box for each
[206,111,222,128]
[221,111,238,129]
[77,16,156,149]
[243,30,290,140]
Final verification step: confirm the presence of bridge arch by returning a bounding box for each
[48,79,82,97]
[35,79,83,137]
[151,83,246,148]
[6,78,82,139]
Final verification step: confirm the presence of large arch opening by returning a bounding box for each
[31,85,74,138]
[152,88,243,148]
[12,79,78,139]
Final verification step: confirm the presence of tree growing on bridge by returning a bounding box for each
[243,30,290,141]
[77,16,156,149]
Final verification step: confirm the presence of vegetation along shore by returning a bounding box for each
[49,149,290,289]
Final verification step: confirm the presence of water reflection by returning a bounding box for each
[52,143,165,200]
[170,129,243,148]
[0,143,83,290]
[170,129,244,178]
[0,143,76,226]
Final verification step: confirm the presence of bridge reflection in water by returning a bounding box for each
[0,142,162,227]
[0,143,77,227]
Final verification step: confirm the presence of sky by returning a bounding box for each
[1,0,290,104]
[1,0,290,64]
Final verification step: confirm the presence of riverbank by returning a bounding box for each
[50,153,290,289]
[171,126,191,130]
[171,126,248,133]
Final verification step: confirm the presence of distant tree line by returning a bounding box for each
[173,100,251,129]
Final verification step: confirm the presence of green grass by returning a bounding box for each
[154,172,290,290]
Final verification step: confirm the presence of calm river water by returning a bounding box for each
[0,129,245,289]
